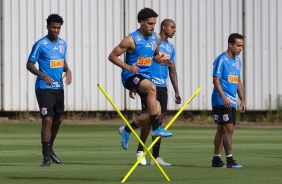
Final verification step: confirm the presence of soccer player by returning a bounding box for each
[211,33,246,168]
[108,8,173,150]
[130,19,181,166]
[26,14,72,167]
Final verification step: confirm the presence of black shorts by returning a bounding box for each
[212,105,236,125]
[124,74,150,103]
[36,89,65,117]
[141,87,168,113]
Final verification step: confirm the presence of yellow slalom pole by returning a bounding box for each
[97,84,170,183]
[128,86,203,177]
[124,86,202,181]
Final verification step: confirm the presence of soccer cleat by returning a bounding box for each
[50,150,62,164]
[226,159,242,168]
[118,126,131,150]
[212,157,226,168]
[152,126,172,137]
[40,157,51,167]
[151,157,171,166]
[136,151,147,165]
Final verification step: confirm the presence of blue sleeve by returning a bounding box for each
[212,56,223,77]
[28,43,41,62]
[170,46,175,62]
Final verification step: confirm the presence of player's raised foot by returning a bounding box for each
[211,157,226,168]
[151,157,171,166]
[136,151,147,165]
[50,150,62,164]
[40,157,51,167]
[118,126,131,150]
[226,159,242,169]
[152,126,172,137]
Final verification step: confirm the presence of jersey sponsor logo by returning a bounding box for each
[137,57,152,66]
[50,59,64,68]
[160,52,170,59]
[226,95,236,105]
[152,77,165,85]
[151,41,157,50]
[166,44,171,52]
[223,114,229,122]
[59,45,64,53]
[228,75,239,83]
[41,107,47,115]
[51,81,63,88]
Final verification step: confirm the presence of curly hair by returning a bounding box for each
[46,14,64,26]
[137,8,158,23]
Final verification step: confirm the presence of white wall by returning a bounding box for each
[0,0,281,111]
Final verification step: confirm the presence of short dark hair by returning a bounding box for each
[46,14,64,26]
[228,33,244,44]
[137,8,158,23]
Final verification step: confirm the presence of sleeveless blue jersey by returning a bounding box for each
[121,29,158,85]
[211,52,242,108]
[151,40,175,87]
[28,36,67,90]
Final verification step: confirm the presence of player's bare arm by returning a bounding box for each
[26,61,53,85]
[237,78,246,113]
[108,36,139,73]
[63,61,72,85]
[213,76,231,109]
[169,63,181,104]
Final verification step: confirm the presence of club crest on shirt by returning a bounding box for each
[223,114,229,122]
[41,107,47,115]
[151,41,157,50]
[166,44,171,52]
[59,45,64,53]
[214,115,218,121]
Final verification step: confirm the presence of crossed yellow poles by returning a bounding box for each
[98,84,202,183]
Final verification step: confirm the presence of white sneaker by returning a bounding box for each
[151,157,171,166]
[136,151,147,165]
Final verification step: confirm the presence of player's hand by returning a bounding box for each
[63,70,72,85]
[160,58,173,66]
[41,74,53,85]
[240,101,246,113]
[129,91,136,99]
[175,94,181,104]
[128,64,139,74]
[223,97,232,109]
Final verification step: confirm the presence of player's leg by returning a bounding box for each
[36,89,56,167]
[223,107,242,168]
[151,87,170,166]
[49,89,65,164]
[211,105,226,167]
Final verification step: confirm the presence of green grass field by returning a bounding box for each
[0,123,281,184]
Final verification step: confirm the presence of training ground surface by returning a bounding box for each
[0,123,281,184]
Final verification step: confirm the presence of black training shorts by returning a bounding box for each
[141,87,168,113]
[212,105,236,125]
[124,74,149,103]
[36,89,64,117]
